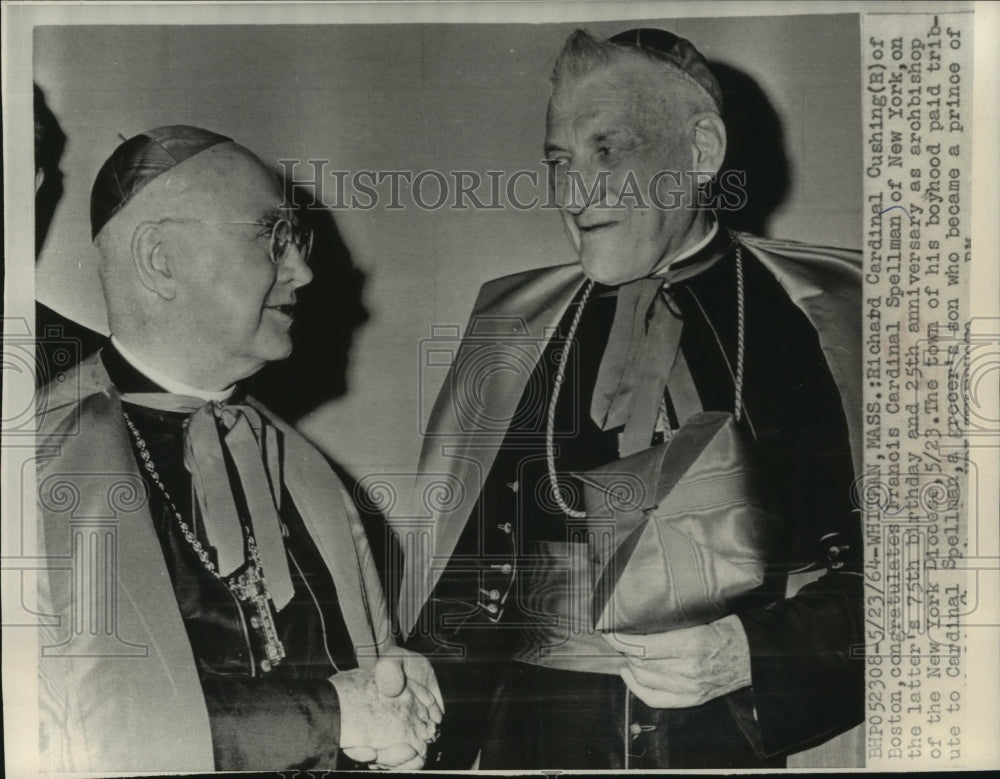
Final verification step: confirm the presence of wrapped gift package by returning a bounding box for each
[575,411,782,634]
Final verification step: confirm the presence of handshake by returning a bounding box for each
[330,648,444,770]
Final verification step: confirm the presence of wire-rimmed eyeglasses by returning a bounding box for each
[159,216,314,266]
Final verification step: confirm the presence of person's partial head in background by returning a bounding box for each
[34,84,67,254]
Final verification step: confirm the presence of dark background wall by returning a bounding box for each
[34,15,861,479]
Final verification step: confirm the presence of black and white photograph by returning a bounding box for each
[2,1,997,775]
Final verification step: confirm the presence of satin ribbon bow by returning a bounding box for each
[120,392,295,610]
[590,279,696,457]
[590,238,734,457]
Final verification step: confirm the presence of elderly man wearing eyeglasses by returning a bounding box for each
[35,126,441,773]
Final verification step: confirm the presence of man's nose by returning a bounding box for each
[558,163,607,215]
[280,244,314,289]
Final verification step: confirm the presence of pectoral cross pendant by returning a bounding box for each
[231,565,286,671]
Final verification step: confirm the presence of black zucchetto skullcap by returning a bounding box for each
[90,125,232,239]
[608,28,723,112]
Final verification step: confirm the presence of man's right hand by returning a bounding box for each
[329,661,438,769]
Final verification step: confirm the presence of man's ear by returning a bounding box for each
[690,112,727,178]
[131,222,177,300]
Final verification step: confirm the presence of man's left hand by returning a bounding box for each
[357,647,444,770]
[604,614,752,708]
[373,646,444,725]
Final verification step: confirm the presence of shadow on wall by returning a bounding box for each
[251,182,370,420]
[250,185,403,626]
[708,62,790,237]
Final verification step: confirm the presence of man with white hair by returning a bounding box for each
[404,29,863,769]
[36,126,441,772]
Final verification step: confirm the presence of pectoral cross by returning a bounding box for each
[231,565,286,672]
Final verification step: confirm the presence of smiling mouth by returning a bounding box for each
[577,222,617,234]
[267,304,296,317]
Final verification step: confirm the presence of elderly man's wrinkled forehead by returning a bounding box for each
[547,54,711,134]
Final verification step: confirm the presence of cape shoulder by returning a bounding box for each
[734,231,862,294]
[469,233,861,321]
[733,231,863,475]
[36,351,115,446]
[459,232,863,471]
[469,262,584,324]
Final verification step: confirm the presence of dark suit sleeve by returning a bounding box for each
[732,280,864,757]
[200,676,346,770]
[725,255,864,758]
[404,572,521,769]
[402,496,523,770]
[736,569,864,756]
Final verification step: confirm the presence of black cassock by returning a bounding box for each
[410,229,863,769]
[103,345,362,771]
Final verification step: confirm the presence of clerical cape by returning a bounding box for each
[35,353,391,772]
[401,230,864,768]
[402,231,861,627]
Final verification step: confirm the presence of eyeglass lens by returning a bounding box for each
[270,219,313,265]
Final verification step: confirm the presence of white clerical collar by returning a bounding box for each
[653,218,720,278]
[110,335,235,403]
